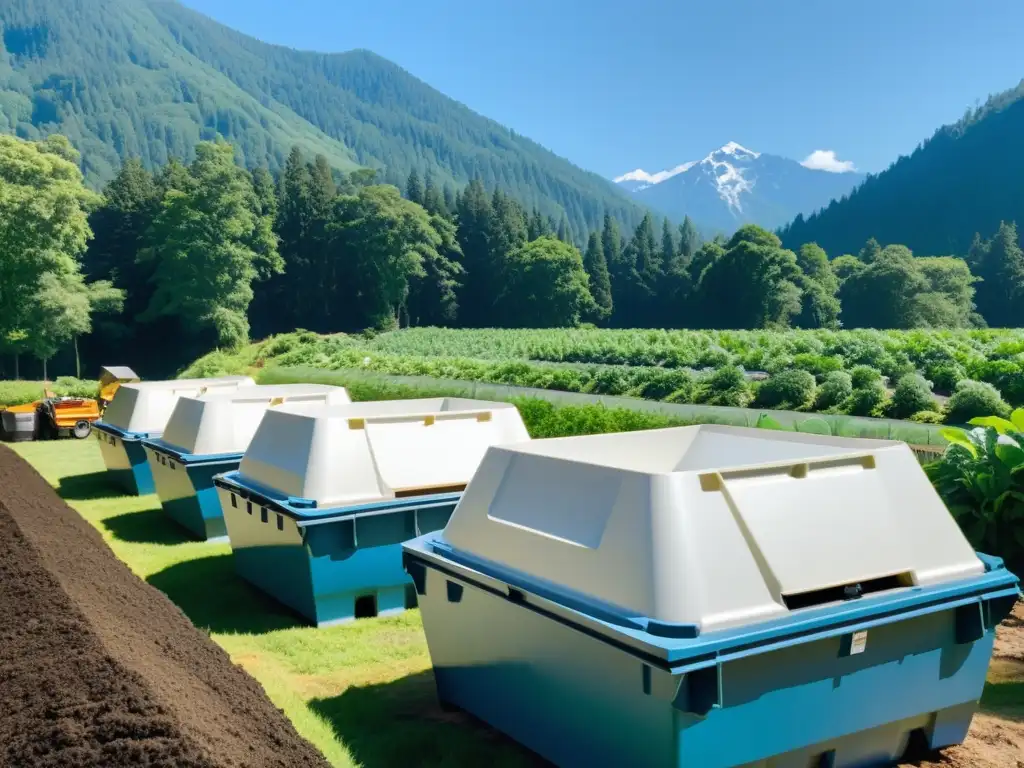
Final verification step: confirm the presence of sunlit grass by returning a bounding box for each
[13,439,535,768]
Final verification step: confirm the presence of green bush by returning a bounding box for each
[753,370,817,410]
[849,365,882,390]
[814,371,853,411]
[944,380,1011,425]
[631,368,694,401]
[791,353,844,379]
[971,359,1024,406]
[909,410,945,424]
[888,374,937,419]
[844,381,888,417]
[696,366,752,407]
[925,361,966,392]
[926,415,1024,570]
[515,399,690,438]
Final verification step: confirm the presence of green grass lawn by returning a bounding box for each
[13,439,535,768]
[11,439,1023,765]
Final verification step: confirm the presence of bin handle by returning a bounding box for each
[699,454,875,491]
[347,411,493,430]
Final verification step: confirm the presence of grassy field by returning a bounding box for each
[11,438,1024,765]
[13,439,533,768]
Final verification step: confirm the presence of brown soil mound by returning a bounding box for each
[0,446,331,768]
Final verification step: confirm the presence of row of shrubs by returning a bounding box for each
[749,367,1008,426]
[364,327,1024,406]
[294,370,693,438]
[179,333,1013,426]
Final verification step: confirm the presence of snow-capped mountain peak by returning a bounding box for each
[711,141,760,160]
[614,142,864,234]
[613,161,697,191]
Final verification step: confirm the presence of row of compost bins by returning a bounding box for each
[93,376,1021,767]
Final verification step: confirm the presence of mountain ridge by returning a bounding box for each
[780,79,1024,257]
[615,142,864,234]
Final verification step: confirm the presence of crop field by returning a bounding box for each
[2,433,1022,767]
[183,327,1024,425]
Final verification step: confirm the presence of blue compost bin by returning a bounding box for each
[142,384,351,540]
[210,396,531,626]
[404,425,1022,768]
[215,470,459,625]
[144,439,241,539]
[94,421,156,495]
[94,376,256,496]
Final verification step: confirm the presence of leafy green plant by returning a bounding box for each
[909,410,945,424]
[814,371,853,411]
[944,379,1011,425]
[925,410,1024,569]
[849,365,882,390]
[888,373,937,419]
[753,370,817,410]
[696,366,752,407]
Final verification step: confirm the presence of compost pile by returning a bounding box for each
[0,447,331,768]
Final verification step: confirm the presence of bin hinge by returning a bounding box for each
[672,664,722,717]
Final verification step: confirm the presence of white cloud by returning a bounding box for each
[801,150,857,173]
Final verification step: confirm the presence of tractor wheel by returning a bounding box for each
[72,420,92,440]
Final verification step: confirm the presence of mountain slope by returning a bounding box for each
[616,142,863,234]
[780,80,1024,256]
[0,0,359,181]
[0,0,649,239]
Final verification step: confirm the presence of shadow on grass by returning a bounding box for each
[309,670,545,768]
[147,553,302,634]
[103,508,197,546]
[981,679,1024,720]
[57,471,123,501]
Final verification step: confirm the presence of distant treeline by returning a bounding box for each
[3,133,1023,380]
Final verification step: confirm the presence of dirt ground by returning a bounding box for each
[0,445,331,767]
[896,601,1024,768]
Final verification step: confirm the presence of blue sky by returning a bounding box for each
[181,0,1024,178]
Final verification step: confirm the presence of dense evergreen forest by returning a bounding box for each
[4,128,1021,379]
[781,79,1024,257]
[0,0,648,243]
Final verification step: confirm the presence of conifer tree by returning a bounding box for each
[406,169,424,206]
[677,216,701,263]
[971,221,1024,327]
[583,231,613,320]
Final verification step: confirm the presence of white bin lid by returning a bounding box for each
[102,376,256,435]
[238,398,531,507]
[442,425,985,634]
[160,384,351,457]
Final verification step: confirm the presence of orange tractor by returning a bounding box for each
[0,366,139,442]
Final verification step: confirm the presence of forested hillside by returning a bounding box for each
[0,0,648,240]
[0,0,358,180]
[780,80,1024,257]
